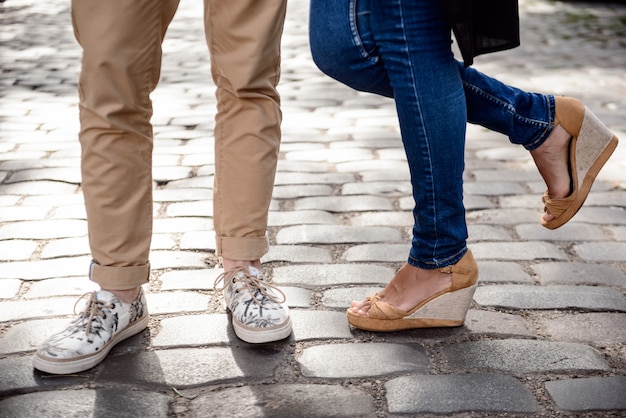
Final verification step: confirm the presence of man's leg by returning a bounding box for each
[205,0,292,343]
[33,0,180,374]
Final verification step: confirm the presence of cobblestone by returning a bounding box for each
[1,0,625,416]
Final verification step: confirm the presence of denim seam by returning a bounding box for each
[349,0,379,63]
[408,247,467,269]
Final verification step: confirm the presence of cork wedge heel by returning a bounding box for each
[542,97,619,230]
[346,250,478,332]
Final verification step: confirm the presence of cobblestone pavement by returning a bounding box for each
[1,0,626,416]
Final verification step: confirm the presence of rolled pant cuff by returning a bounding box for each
[89,261,151,290]
[217,236,269,261]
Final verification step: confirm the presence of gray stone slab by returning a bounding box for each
[476,261,533,283]
[148,250,208,269]
[516,222,608,241]
[263,245,332,263]
[271,184,333,199]
[467,224,513,241]
[385,374,539,415]
[322,287,383,309]
[96,347,283,387]
[0,297,77,322]
[532,262,626,286]
[341,181,411,196]
[350,211,413,226]
[151,314,232,348]
[290,310,353,341]
[0,256,91,281]
[471,241,568,260]
[293,195,393,212]
[466,208,540,225]
[342,244,408,262]
[268,210,335,226]
[39,237,90,259]
[276,225,402,245]
[144,291,211,315]
[0,219,87,240]
[0,389,171,418]
[0,279,22,299]
[24,277,98,298]
[0,318,72,355]
[464,181,526,196]
[0,356,85,394]
[575,206,626,226]
[189,384,374,417]
[152,218,212,234]
[274,171,354,186]
[298,343,429,378]
[545,376,626,412]
[442,339,609,373]
[179,231,216,251]
[158,268,220,291]
[574,242,626,262]
[273,264,394,286]
[540,313,626,345]
[474,284,626,311]
[464,310,532,337]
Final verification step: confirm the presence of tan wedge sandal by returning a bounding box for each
[541,97,619,230]
[346,250,478,332]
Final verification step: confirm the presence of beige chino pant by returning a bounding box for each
[71,0,286,290]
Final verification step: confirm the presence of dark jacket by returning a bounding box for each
[439,0,520,66]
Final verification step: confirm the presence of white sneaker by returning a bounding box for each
[214,266,292,343]
[33,288,149,374]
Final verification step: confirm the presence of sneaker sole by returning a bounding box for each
[232,316,293,344]
[33,314,149,374]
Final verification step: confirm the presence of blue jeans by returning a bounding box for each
[309,0,556,268]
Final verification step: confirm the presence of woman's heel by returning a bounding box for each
[541,97,618,229]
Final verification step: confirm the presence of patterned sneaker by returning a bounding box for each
[33,288,149,374]
[214,266,292,343]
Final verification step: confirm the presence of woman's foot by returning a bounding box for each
[529,123,572,224]
[350,263,453,316]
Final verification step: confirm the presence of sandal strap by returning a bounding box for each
[367,294,408,320]
[542,189,576,218]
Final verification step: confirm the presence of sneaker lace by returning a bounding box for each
[74,291,114,335]
[213,266,286,306]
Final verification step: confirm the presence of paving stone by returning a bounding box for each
[474,284,626,311]
[267,209,336,226]
[189,384,374,418]
[0,389,172,417]
[0,297,78,322]
[350,211,413,226]
[285,147,373,163]
[262,245,332,263]
[322,287,383,309]
[471,241,568,260]
[336,160,411,173]
[24,277,98,298]
[341,181,411,196]
[166,200,212,217]
[532,262,626,286]
[385,374,539,415]
[464,310,533,337]
[96,347,283,387]
[293,195,393,212]
[0,256,91,281]
[516,222,609,241]
[342,244,408,262]
[442,339,610,373]
[0,206,49,222]
[6,167,81,184]
[290,310,353,341]
[298,343,429,378]
[0,219,87,240]
[273,264,394,287]
[466,224,513,241]
[0,240,38,262]
[271,184,333,199]
[0,279,22,299]
[144,291,211,315]
[477,261,533,283]
[574,206,626,225]
[40,236,90,259]
[274,171,354,186]
[148,250,208,270]
[152,217,212,233]
[0,318,71,354]
[545,376,626,412]
[158,268,220,291]
[150,233,177,250]
[360,170,410,182]
[276,225,402,245]
[540,313,626,345]
[464,181,526,196]
[151,314,232,347]
[0,356,89,395]
[179,231,216,251]
[152,188,209,202]
[0,180,78,196]
[464,194,497,210]
[573,242,626,262]
[466,208,541,224]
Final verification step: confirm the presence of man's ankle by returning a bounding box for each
[221,258,262,272]
[106,287,141,304]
